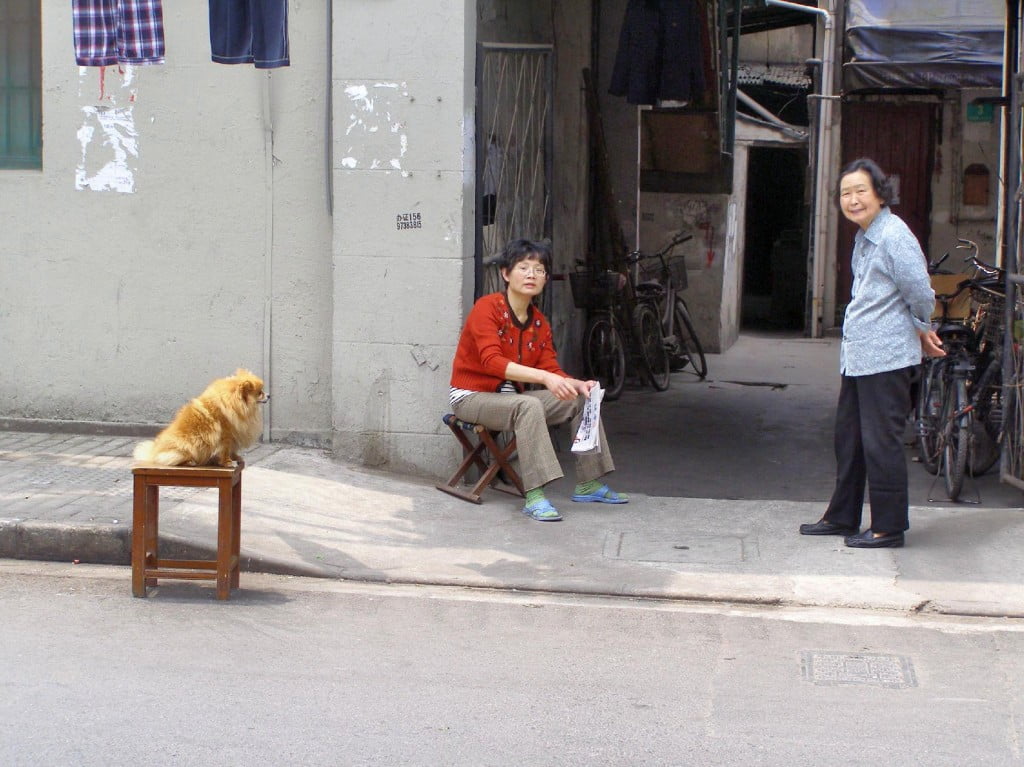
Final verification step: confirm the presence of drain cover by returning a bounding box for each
[604,531,755,563]
[800,651,917,689]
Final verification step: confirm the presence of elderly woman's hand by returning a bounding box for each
[920,329,946,358]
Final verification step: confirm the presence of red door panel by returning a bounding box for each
[837,102,936,306]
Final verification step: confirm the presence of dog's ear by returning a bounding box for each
[234,367,252,378]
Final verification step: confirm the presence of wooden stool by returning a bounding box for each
[435,414,525,504]
[131,462,244,600]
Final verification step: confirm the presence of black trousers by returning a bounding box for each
[824,367,912,533]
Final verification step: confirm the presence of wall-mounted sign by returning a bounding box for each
[967,102,994,123]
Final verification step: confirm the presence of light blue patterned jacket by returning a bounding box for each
[839,207,935,376]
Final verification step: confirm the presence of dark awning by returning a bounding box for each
[844,0,1004,91]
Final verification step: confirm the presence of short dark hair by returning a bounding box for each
[500,238,552,273]
[838,157,893,206]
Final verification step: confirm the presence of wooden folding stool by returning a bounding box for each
[435,413,525,503]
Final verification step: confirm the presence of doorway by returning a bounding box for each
[838,101,937,309]
[741,147,807,331]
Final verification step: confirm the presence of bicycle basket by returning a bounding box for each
[569,270,624,310]
[638,256,688,290]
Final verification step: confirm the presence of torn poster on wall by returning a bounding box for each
[340,82,409,173]
[76,66,139,194]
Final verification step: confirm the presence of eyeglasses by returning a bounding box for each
[512,263,547,277]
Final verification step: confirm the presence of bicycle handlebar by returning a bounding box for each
[626,231,693,264]
[956,238,1003,279]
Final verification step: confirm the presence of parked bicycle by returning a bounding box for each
[630,232,708,384]
[916,239,1007,499]
[570,268,629,400]
[571,231,707,398]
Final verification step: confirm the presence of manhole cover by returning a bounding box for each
[604,531,756,563]
[800,651,917,689]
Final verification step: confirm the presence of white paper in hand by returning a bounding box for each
[571,383,604,454]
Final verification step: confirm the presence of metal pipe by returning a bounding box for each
[765,0,831,27]
[767,0,835,338]
[737,88,806,134]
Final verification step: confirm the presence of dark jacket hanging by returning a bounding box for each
[609,0,707,105]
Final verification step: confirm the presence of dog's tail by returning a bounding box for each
[132,440,156,462]
[132,440,193,466]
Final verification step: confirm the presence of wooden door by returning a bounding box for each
[838,102,937,306]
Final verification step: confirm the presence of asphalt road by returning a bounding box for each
[3,561,1023,766]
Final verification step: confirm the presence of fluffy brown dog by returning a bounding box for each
[133,369,269,467]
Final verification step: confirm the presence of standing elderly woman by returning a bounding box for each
[800,158,944,548]
[449,238,628,521]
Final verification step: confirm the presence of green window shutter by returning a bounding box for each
[0,0,42,170]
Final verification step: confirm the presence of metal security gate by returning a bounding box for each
[475,44,553,301]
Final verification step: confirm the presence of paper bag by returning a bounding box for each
[571,383,604,454]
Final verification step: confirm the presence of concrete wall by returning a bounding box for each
[0,1,333,444]
[0,0,597,481]
[329,1,476,474]
[929,89,1002,267]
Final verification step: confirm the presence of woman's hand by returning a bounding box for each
[920,329,946,358]
[543,372,582,401]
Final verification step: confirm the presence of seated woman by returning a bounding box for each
[449,238,628,521]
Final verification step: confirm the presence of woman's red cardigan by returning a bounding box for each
[450,292,568,392]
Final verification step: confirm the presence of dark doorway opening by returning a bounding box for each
[741,147,807,331]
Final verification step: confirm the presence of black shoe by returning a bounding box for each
[844,529,905,548]
[799,519,858,536]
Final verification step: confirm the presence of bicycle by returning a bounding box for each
[629,232,708,384]
[573,231,708,396]
[916,239,1008,498]
[916,278,975,499]
[570,269,628,400]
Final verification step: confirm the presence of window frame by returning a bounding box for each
[0,0,42,170]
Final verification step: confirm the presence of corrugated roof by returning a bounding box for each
[737,63,811,90]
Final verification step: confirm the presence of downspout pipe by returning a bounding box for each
[766,0,835,338]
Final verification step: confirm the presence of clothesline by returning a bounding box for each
[72,0,290,70]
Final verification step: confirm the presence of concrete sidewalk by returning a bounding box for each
[2,427,1024,618]
[2,333,1023,616]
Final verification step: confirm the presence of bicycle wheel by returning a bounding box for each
[583,314,626,401]
[969,358,1002,475]
[632,302,670,391]
[915,360,943,474]
[669,299,708,379]
[973,358,1003,442]
[943,377,970,500]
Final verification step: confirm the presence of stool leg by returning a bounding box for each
[131,476,147,598]
[230,472,241,589]
[215,477,232,600]
[144,485,159,586]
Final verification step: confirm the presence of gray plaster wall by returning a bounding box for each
[0,1,333,444]
[928,89,1002,265]
[329,1,476,475]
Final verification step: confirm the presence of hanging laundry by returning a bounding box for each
[72,0,166,67]
[209,0,290,69]
[609,0,706,105]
